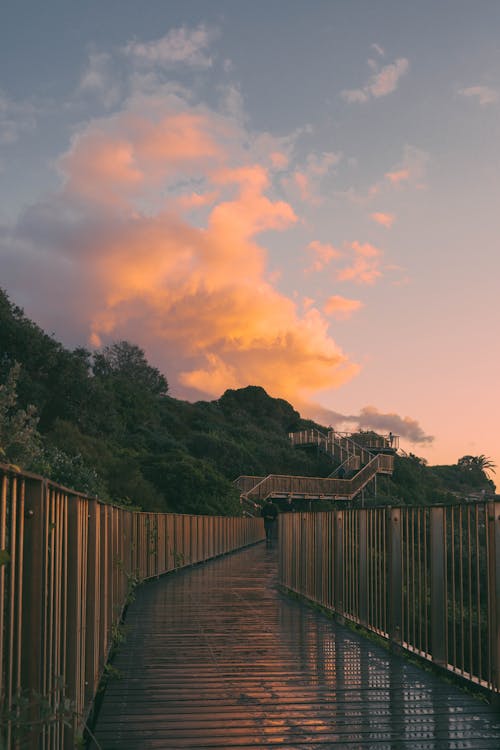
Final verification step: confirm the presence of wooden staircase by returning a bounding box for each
[236,428,396,509]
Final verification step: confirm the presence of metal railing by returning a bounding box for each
[279,503,500,696]
[0,464,264,748]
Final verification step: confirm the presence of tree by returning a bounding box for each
[457,455,497,478]
[0,362,42,468]
[93,341,168,396]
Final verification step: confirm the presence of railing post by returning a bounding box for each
[430,506,447,667]
[388,507,402,648]
[488,501,500,696]
[66,496,83,743]
[334,510,344,621]
[20,477,45,749]
[358,509,368,627]
[85,499,100,707]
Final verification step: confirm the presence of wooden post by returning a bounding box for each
[388,507,403,648]
[334,510,344,621]
[358,509,368,627]
[430,507,447,667]
[20,477,45,749]
[85,500,100,706]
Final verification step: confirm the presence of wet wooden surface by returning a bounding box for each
[92,542,500,749]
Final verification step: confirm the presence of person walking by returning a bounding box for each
[261,498,278,542]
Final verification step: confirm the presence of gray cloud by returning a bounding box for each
[124,25,216,69]
[301,402,433,445]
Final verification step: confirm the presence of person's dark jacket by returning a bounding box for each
[261,501,278,523]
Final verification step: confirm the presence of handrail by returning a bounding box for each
[234,475,266,494]
[289,430,399,462]
[289,429,375,466]
[328,454,361,478]
[279,503,500,697]
[0,464,264,747]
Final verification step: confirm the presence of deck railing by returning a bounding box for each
[0,464,264,748]
[279,503,500,696]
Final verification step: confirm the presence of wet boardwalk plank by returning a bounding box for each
[92,543,500,749]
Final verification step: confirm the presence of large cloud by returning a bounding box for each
[2,94,359,403]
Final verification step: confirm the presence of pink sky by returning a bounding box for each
[1,5,499,481]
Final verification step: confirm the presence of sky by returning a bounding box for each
[1,1,499,477]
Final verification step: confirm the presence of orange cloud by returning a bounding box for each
[35,99,360,404]
[306,240,342,272]
[270,151,289,169]
[351,241,381,258]
[324,295,363,319]
[370,211,395,228]
[385,168,410,184]
[337,259,382,285]
[336,241,383,285]
[61,110,225,209]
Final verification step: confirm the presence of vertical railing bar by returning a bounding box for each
[430,506,447,667]
[54,491,62,750]
[40,481,48,727]
[15,481,26,732]
[61,491,68,747]
[467,507,473,678]
[417,509,421,652]
[404,508,409,644]
[383,508,388,634]
[7,477,18,736]
[375,511,379,628]
[0,475,7,705]
[373,511,376,628]
[460,504,465,674]
[424,509,429,655]
[389,507,402,648]
[368,512,373,626]
[334,510,344,619]
[476,504,482,681]
[412,509,416,648]
[381,509,385,632]
[359,510,367,627]
[451,507,456,669]
[48,488,56,741]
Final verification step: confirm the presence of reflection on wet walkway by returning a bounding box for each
[92,542,500,749]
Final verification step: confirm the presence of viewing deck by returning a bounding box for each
[92,543,500,749]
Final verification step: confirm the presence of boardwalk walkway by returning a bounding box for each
[92,543,500,749]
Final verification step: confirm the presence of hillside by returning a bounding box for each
[0,288,495,512]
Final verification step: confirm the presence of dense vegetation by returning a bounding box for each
[0,288,496,513]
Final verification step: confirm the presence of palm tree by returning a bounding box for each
[474,454,497,477]
[458,454,497,478]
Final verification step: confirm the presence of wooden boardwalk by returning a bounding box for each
[92,543,500,749]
